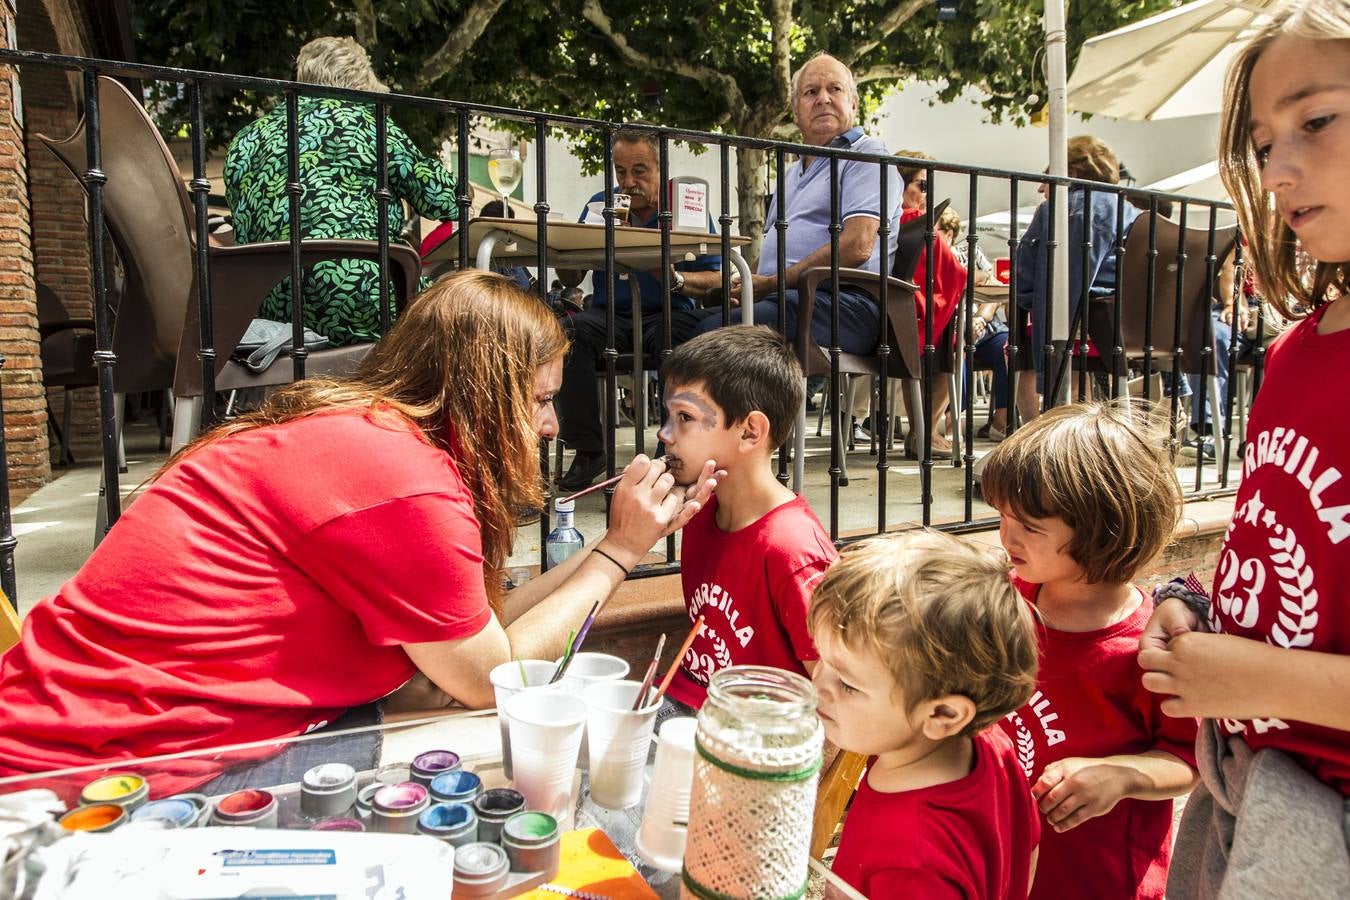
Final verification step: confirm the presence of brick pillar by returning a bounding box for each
[0,5,52,503]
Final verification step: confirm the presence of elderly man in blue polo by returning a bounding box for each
[694,52,901,356]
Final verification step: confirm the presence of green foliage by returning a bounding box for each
[133,0,1175,158]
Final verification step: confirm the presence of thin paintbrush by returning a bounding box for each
[653,614,705,703]
[550,600,601,684]
[631,632,667,711]
[548,629,575,684]
[558,455,674,504]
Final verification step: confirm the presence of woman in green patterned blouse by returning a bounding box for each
[224,37,457,346]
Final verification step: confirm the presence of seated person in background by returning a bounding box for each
[854,153,965,455]
[937,209,1010,442]
[1014,136,1139,421]
[812,530,1041,898]
[982,402,1198,900]
[656,326,836,723]
[224,36,458,346]
[554,129,723,492]
[694,53,900,355]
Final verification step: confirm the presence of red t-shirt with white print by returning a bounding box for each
[831,727,1040,900]
[668,494,835,709]
[1210,304,1350,795]
[998,578,1198,900]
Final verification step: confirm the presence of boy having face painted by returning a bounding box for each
[657,326,837,718]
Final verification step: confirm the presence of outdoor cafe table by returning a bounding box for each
[0,707,865,899]
[422,217,757,323]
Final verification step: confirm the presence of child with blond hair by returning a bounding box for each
[982,402,1197,900]
[811,530,1041,898]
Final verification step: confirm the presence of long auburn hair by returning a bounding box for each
[1219,0,1350,318]
[172,270,568,612]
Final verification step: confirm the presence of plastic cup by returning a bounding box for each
[490,659,557,780]
[558,652,629,770]
[583,680,658,810]
[505,687,587,822]
[636,716,698,873]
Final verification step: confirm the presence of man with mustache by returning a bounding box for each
[555,130,724,492]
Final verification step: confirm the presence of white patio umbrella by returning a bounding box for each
[1145,160,1225,201]
[1067,0,1279,121]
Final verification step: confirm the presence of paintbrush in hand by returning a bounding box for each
[631,632,667,711]
[558,455,675,504]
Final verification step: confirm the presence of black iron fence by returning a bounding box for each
[0,48,1260,604]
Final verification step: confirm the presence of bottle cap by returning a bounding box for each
[553,498,575,514]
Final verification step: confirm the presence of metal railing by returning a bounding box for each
[0,48,1256,603]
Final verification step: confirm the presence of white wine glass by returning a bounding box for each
[487,146,523,210]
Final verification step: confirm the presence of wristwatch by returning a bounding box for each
[671,269,686,294]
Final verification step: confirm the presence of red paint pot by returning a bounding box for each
[210,789,278,828]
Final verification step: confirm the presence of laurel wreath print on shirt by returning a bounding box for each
[683,623,735,685]
[1220,489,1320,649]
[1004,711,1037,779]
[1266,519,1319,648]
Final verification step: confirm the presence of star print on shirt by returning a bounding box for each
[1262,509,1278,530]
[1243,490,1265,526]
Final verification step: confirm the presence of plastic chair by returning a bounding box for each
[38,75,423,454]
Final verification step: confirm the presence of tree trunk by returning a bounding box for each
[735,145,768,269]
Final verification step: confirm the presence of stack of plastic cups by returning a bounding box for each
[635,716,698,873]
[583,679,659,810]
[505,687,587,827]
[489,659,556,780]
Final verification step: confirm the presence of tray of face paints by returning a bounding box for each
[25,749,569,900]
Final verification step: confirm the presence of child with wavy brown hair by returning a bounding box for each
[982,401,1196,900]
[1137,1,1350,895]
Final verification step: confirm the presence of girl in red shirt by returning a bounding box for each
[1138,2,1350,894]
[983,402,1198,899]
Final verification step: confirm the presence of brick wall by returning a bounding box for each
[20,1,99,466]
[0,1,50,503]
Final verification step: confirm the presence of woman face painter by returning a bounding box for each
[0,271,715,792]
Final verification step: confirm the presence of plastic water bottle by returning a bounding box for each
[545,498,584,568]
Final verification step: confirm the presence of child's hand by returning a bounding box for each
[1032,758,1132,832]
[1138,597,1200,652]
[1139,630,1277,720]
[662,460,726,537]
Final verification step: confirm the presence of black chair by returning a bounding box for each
[37,282,96,466]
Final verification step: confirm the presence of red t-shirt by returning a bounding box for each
[668,494,835,709]
[0,409,492,793]
[902,207,967,343]
[999,579,1198,900]
[1210,305,1350,794]
[831,728,1040,899]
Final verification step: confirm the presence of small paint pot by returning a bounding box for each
[410,749,461,787]
[166,793,211,827]
[129,797,198,828]
[79,773,148,811]
[311,817,367,832]
[370,782,429,834]
[453,842,510,896]
[502,811,561,874]
[211,789,278,828]
[59,803,125,833]
[355,782,382,821]
[429,769,482,806]
[472,788,525,845]
[300,763,358,819]
[418,802,478,846]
